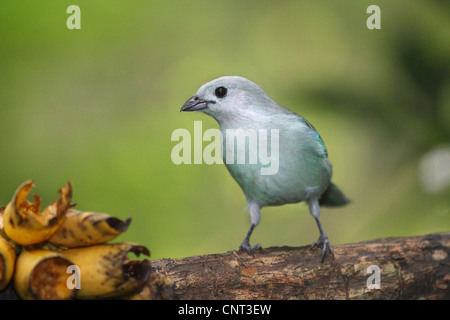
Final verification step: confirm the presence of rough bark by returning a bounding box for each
[152,232,450,300]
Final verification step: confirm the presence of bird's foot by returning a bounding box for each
[310,233,334,263]
[239,241,262,255]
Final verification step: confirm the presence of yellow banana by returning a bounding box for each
[0,237,16,291]
[49,209,131,248]
[14,249,76,300]
[3,181,72,246]
[61,243,151,299]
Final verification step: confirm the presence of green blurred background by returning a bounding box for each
[0,0,448,260]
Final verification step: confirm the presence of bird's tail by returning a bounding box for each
[319,182,351,207]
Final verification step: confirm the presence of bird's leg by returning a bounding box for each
[239,201,262,254]
[240,223,262,254]
[308,198,334,262]
[311,216,334,262]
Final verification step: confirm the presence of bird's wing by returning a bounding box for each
[299,117,328,159]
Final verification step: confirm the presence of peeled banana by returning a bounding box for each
[3,181,72,246]
[0,237,16,291]
[14,249,76,300]
[49,209,131,248]
[61,242,151,299]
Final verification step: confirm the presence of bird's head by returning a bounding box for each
[181,76,277,124]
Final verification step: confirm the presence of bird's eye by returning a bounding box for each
[214,86,227,98]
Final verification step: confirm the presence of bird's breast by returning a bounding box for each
[220,124,331,207]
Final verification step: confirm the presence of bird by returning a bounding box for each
[180,76,350,262]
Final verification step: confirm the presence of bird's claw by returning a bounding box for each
[239,241,262,255]
[310,234,334,263]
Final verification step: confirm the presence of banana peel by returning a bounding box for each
[61,242,151,299]
[0,237,16,291]
[0,181,165,300]
[0,206,6,239]
[14,249,76,300]
[49,209,131,248]
[3,181,72,246]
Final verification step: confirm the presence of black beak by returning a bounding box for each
[180,96,211,112]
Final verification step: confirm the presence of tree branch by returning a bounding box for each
[1,233,448,299]
[152,232,450,299]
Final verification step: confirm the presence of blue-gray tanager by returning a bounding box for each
[181,76,350,261]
